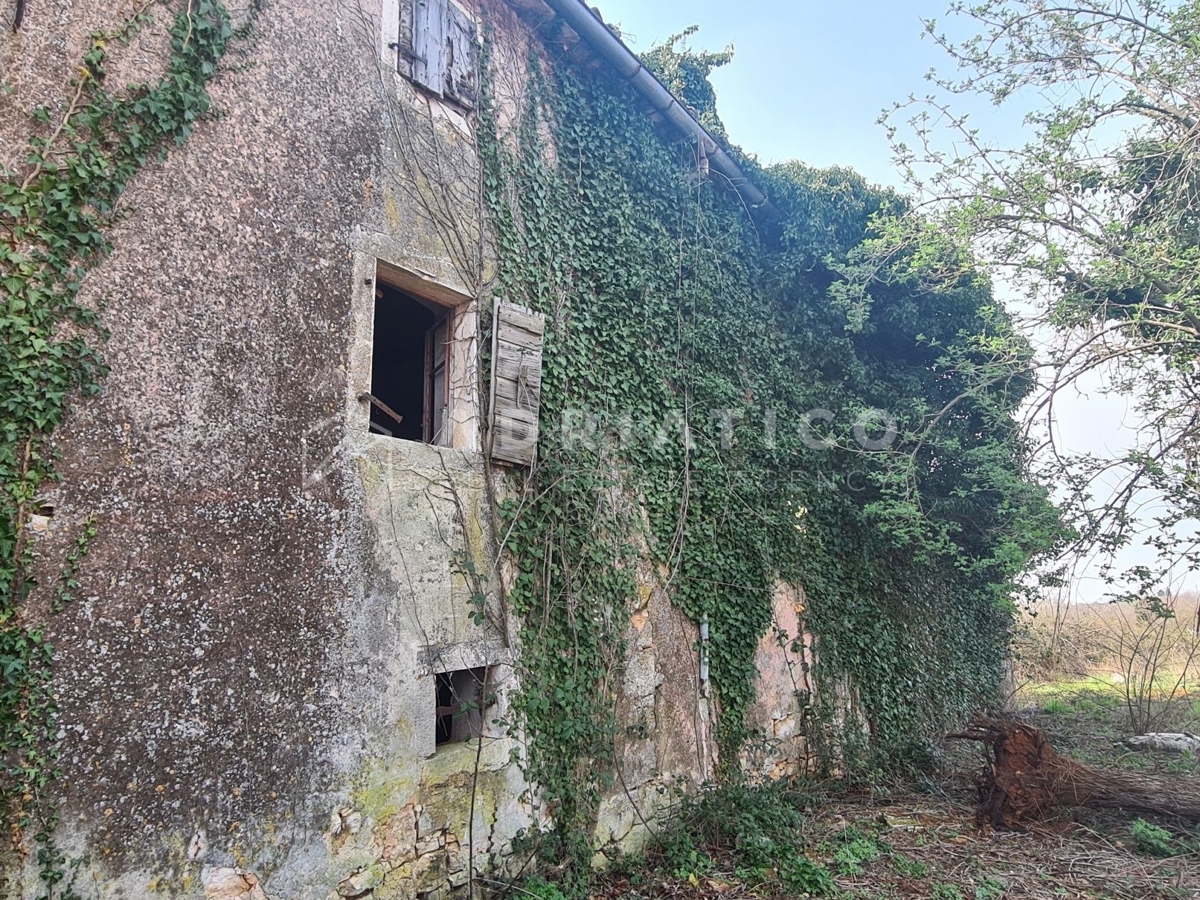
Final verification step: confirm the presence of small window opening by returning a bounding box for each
[369,282,451,444]
[434,667,490,746]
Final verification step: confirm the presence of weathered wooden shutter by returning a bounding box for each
[489,300,544,466]
[396,0,415,78]
[412,0,447,95]
[444,4,479,108]
[427,316,450,446]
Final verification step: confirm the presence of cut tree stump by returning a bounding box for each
[948,718,1200,828]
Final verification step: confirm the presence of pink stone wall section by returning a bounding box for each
[742,581,816,780]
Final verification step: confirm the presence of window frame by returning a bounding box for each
[423,309,452,445]
[351,254,480,454]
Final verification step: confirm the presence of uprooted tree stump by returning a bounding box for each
[948,718,1200,828]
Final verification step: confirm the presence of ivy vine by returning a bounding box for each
[479,29,1060,885]
[0,2,246,892]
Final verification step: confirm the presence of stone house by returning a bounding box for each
[0,1,813,897]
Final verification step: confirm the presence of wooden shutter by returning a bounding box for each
[396,0,415,79]
[444,4,479,108]
[489,300,544,466]
[412,0,447,95]
[427,316,450,446]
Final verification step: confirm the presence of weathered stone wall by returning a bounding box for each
[1,1,533,896]
[0,1,816,896]
[596,558,714,857]
[742,582,817,781]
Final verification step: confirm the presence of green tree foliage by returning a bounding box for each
[480,30,1058,881]
[640,27,732,140]
[874,0,1200,597]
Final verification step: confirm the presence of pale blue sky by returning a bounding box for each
[593,0,1008,189]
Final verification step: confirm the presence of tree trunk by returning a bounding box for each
[948,719,1200,828]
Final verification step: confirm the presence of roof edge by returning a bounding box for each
[534,0,776,218]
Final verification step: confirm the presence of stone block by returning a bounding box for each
[380,806,419,864]
[337,863,387,897]
[413,851,449,891]
[202,867,269,900]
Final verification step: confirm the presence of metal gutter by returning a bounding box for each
[538,0,776,217]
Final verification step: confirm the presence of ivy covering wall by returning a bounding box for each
[480,29,1060,879]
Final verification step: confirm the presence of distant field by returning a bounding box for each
[1039,594,1200,629]
[1013,591,1200,735]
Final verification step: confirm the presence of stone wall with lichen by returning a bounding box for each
[0,1,815,897]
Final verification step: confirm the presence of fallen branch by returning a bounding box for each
[949,718,1200,827]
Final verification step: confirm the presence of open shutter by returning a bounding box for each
[412,0,447,95]
[489,300,544,466]
[395,0,415,78]
[444,4,479,108]
[427,316,450,446]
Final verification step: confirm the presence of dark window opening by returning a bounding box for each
[369,282,451,444]
[434,667,489,746]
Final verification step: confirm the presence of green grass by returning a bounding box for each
[1027,675,1117,693]
[1027,673,1200,703]
[1026,676,1126,700]
[1041,696,1072,715]
[1015,676,1200,783]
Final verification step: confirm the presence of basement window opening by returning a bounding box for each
[434,667,489,746]
[368,282,451,445]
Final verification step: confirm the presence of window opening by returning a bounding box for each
[434,667,489,746]
[368,282,451,445]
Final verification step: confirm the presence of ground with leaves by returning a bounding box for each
[598,788,1200,899]
[521,691,1200,900]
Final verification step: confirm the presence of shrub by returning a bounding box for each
[974,874,1007,899]
[652,782,834,896]
[519,877,568,900]
[1130,818,1177,857]
[892,854,929,878]
[833,834,881,874]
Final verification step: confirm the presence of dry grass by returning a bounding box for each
[814,791,1199,900]
[1017,593,1200,676]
